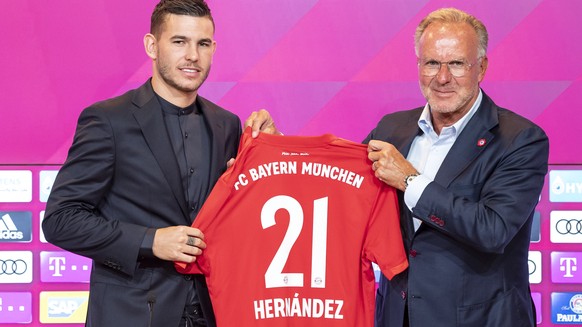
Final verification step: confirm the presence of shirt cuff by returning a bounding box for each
[138,228,157,260]
[404,174,432,211]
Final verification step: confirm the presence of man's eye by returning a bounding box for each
[448,61,465,68]
[424,60,440,68]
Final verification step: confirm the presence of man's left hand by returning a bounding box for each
[244,109,280,138]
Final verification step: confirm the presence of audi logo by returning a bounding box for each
[528,259,537,275]
[0,259,28,275]
[555,219,582,235]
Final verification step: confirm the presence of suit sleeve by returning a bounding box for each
[412,124,549,253]
[43,106,148,276]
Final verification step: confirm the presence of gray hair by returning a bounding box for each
[414,8,488,58]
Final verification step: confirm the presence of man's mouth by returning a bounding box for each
[181,67,200,73]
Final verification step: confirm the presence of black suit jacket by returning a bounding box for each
[43,80,241,327]
[366,92,549,327]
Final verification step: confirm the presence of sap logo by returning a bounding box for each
[40,291,89,323]
[47,298,85,317]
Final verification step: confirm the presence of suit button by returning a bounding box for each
[184,275,193,281]
[401,291,407,300]
[409,250,417,258]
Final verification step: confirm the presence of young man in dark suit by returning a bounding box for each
[42,1,277,326]
[367,8,548,327]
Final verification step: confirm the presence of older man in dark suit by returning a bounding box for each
[42,1,277,326]
[367,8,548,327]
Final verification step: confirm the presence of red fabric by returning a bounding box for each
[176,128,408,326]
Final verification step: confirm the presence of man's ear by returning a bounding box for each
[477,55,488,82]
[144,33,157,60]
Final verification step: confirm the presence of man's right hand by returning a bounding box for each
[152,226,206,263]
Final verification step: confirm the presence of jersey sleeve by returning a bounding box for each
[363,185,408,280]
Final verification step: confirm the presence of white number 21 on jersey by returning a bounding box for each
[261,195,328,289]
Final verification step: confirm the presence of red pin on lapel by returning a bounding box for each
[477,138,486,147]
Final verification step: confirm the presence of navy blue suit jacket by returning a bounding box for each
[43,80,241,327]
[366,92,548,327]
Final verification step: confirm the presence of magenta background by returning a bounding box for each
[1,0,580,165]
[1,1,580,326]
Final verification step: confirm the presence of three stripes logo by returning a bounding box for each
[0,212,32,243]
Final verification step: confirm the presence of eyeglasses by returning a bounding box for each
[418,59,478,77]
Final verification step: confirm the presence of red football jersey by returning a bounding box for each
[176,128,408,326]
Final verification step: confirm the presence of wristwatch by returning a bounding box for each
[404,173,419,190]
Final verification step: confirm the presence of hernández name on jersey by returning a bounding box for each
[234,160,364,191]
[254,293,344,320]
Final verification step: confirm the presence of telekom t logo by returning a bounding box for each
[48,257,66,277]
[560,257,578,277]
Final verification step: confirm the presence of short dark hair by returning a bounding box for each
[150,0,214,36]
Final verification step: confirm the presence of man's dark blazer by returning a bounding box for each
[43,80,241,327]
[366,92,549,327]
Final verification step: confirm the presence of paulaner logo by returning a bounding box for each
[552,292,582,323]
[0,212,32,242]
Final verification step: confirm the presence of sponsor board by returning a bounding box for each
[550,170,582,202]
[0,170,32,203]
[550,211,582,243]
[39,170,59,202]
[552,252,582,283]
[552,292,582,324]
[532,292,542,324]
[40,251,92,283]
[0,211,32,243]
[529,251,542,284]
[39,291,89,324]
[0,292,32,323]
[0,251,33,284]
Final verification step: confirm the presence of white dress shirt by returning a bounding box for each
[404,90,483,231]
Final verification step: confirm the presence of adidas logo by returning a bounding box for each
[0,214,24,240]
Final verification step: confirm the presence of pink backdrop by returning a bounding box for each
[1,1,581,326]
[1,0,580,164]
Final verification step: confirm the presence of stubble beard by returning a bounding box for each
[421,83,476,115]
[157,63,211,94]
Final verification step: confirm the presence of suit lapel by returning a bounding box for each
[131,81,189,219]
[433,93,498,187]
[393,108,423,242]
[198,96,226,186]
